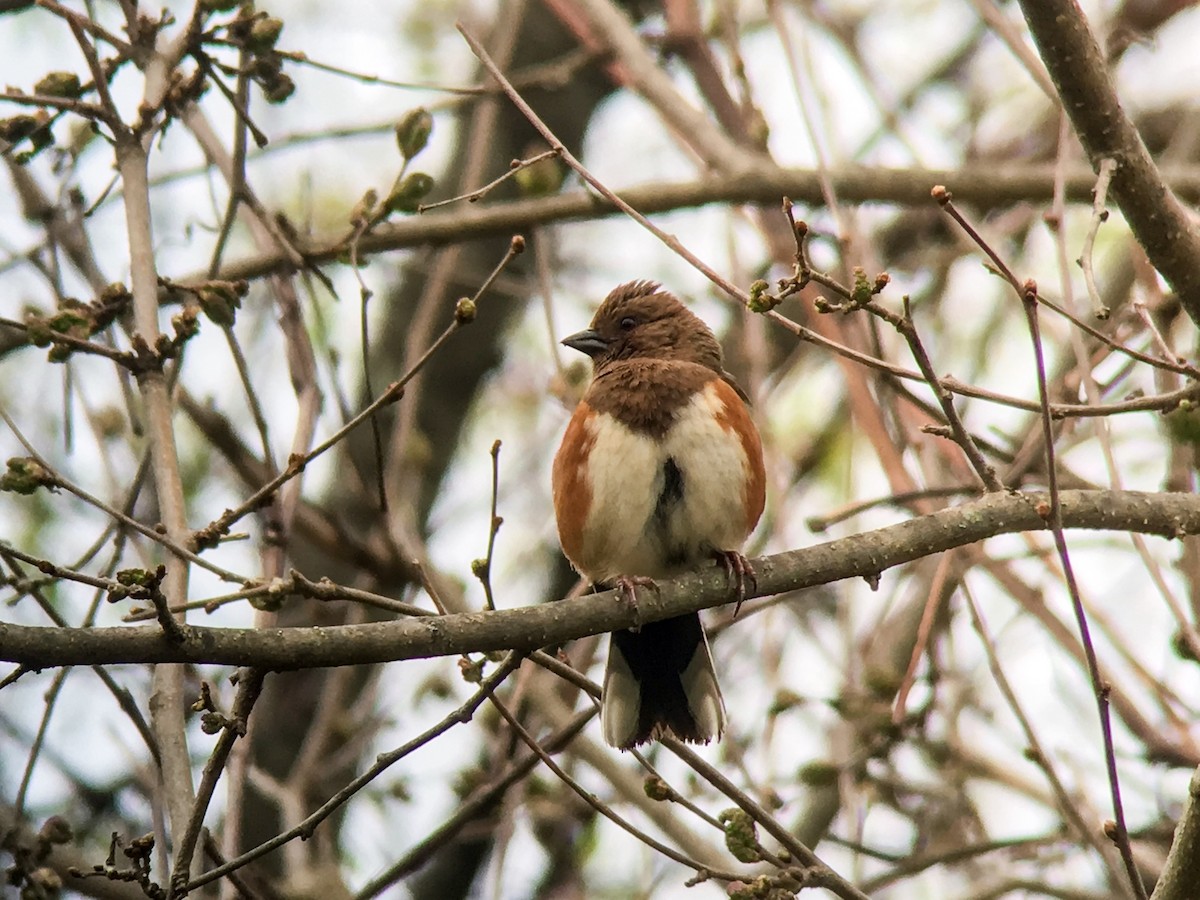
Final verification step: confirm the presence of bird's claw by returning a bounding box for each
[714,550,756,618]
[613,575,657,632]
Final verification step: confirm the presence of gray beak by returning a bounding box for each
[561,328,609,357]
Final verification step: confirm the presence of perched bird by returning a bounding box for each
[552,281,766,749]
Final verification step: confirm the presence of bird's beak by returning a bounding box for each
[561,328,608,357]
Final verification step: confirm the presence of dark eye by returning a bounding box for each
[619,316,636,330]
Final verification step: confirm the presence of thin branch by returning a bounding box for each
[1020,277,1147,898]
[962,581,1129,885]
[191,236,521,548]
[0,403,247,585]
[418,148,560,212]
[352,704,596,899]
[167,668,266,897]
[180,653,524,893]
[474,439,503,611]
[487,692,747,884]
[665,738,871,900]
[1080,158,1118,319]
[458,22,752,308]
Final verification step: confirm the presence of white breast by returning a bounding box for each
[576,382,753,582]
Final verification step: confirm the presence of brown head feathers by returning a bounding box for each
[560,281,725,373]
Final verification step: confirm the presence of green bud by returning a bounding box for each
[395,107,433,161]
[200,0,241,11]
[249,589,286,612]
[248,53,283,79]
[0,457,54,494]
[747,279,778,313]
[262,72,295,104]
[100,282,130,302]
[455,298,477,325]
[349,189,378,227]
[116,568,155,587]
[768,688,803,715]
[0,114,41,143]
[718,808,761,863]
[196,282,242,326]
[47,307,90,338]
[643,775,674,802]
[34,72,82,99]
[385,172,434,214]
[248,16,284,52]
[20,126,54,162]
[24,314,53,348]
[851,266,872,306]
[172,307,201,342]
[1174,630,1200,663]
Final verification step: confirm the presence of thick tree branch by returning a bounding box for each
[1152,765,1200,900]
[204,164,1200,284]
[3,490,1198,669]
[1017,0,1200,325]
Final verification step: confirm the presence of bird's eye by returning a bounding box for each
[619,316,636,330]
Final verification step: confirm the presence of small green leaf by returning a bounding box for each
[395,108,433,161]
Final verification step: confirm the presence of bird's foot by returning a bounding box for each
[714,550,756,618]
[613,575,657,632]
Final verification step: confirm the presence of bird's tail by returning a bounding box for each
[601,612,726,749]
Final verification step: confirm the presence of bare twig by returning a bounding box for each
[486,692,747,885]
[474,440,503,611]
[168,668,266,897]
[418,148,560,211]
[182,653,525,893]
[1080,158,1118,319]
[1018,279,1146,899]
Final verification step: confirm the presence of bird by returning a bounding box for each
[552,280,766,749]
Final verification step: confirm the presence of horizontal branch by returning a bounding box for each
[207,164,1200,284]
[2,490,1197,671]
